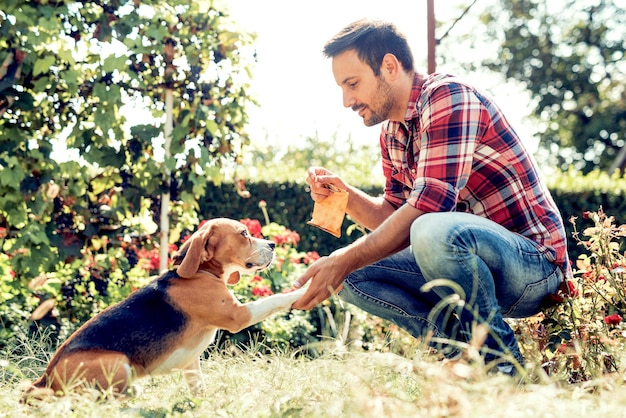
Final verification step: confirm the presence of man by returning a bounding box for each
[292,19,571,373]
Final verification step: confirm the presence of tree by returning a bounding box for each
[475,0,626,173]
[0,1,255,327]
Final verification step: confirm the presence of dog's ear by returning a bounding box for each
[176,223,215,278]
[227,271,240,285]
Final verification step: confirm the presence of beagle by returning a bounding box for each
[21,218,305,400]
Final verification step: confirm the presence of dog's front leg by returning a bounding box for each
[240,288,306,329]
[183,357,205,396]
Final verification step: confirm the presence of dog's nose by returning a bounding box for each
[268,242,275,250]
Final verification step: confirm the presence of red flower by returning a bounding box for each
[291,251,321,266]
[251,284,273,297]
[564,280,579,298]
[149,251,160,271]
[582,211,591,219]
[251,275,263,283]
[240,218,263,238]
[548,279,580,304]
[304,251,320,264]
[0,227,7,239]
[272,229,300,246]
[604,314,622,325]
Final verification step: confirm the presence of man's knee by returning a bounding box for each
[410,213,445,254]
[338,275,359,305]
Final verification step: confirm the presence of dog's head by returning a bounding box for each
[173,218,275,284]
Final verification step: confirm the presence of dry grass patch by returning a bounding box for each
[4,346,626,418]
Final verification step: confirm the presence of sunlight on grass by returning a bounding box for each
[5,342,626,418]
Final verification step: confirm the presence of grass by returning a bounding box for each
[4,333,626,418]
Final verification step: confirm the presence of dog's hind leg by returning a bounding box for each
[45,351,133,396]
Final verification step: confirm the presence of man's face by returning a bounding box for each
[331,49,394,127]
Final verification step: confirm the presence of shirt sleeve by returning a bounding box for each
[407,82,488,212]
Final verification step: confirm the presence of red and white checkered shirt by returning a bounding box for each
[381,73,571,277]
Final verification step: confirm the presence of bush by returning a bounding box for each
[517,208,626,382]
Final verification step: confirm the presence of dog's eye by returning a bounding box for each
[240,229,249,238]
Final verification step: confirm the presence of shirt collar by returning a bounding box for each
[404,73,427,122]
[383,73,427,138]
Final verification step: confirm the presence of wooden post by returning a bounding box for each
[159,89,173,273]
[427,0,436,74]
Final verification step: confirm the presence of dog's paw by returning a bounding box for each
[279,286,307,307]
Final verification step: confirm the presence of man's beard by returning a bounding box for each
[361,77,395,126]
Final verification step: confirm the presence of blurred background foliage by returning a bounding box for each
[439,0,625,174]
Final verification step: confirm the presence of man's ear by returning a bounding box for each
[176,224,215,278]
[381,53,401,80]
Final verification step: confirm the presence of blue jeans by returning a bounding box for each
[339,212,563,365]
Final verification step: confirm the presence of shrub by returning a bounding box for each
[518,207,626,382]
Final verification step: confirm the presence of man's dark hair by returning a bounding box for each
[323,19,415,76]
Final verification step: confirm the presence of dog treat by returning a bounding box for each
[307,184,349,238]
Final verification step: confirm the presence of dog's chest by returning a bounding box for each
[151,328,218,373]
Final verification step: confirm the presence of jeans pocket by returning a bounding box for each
[503,267,563,318]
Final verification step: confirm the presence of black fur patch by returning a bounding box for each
[61,271,187,367]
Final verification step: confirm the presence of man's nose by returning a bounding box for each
[342,90,355,108]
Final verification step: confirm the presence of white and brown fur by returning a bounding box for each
[21,218,305,400]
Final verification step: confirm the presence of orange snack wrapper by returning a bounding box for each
[307,184,349,238]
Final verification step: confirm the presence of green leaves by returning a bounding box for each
[479,0,626,173]
[102,54,128,73]
[0,156,25,188]
[0,0,257,341]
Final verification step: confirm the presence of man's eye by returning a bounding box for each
[349,82,357,88]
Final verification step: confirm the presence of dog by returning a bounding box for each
[21,218,306,400]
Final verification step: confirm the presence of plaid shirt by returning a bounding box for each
[381,73,571,277]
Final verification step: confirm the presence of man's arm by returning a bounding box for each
[292,203,424,310]
[344,184,396,231]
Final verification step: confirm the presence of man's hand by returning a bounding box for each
[291,253,350,310]
[306,167,349,203]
